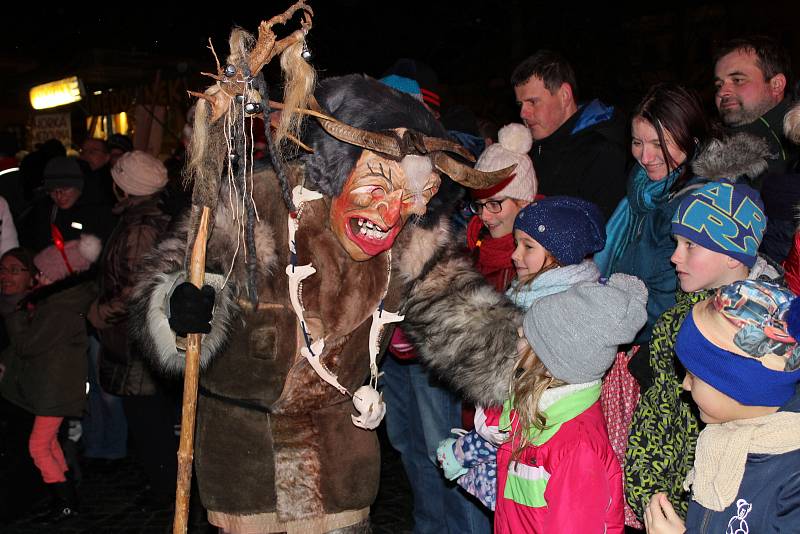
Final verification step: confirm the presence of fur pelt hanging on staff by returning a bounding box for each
[185,0,315,308]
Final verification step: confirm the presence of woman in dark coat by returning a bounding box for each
[0,235,100,522]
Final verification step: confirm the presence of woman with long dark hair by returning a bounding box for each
[595,83,712,343]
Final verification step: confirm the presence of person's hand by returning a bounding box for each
[644,493,686,534]
[168,282,215,336]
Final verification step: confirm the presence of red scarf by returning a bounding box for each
[466,216,516,292]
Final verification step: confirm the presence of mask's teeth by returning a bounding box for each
[358,218,364,227]
[360,225,367,235]
[365,221,374,229]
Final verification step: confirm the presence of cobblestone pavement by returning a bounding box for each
[0,426,413,534]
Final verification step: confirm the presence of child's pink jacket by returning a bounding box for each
[494,384,624,533]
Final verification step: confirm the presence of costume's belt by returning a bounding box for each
[198,385,272,414]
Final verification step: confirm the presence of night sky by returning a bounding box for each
[2,1,798,129]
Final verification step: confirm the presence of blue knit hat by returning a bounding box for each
[676,280,800,407]
[671,181,766,268]
[378,75,424,103]
[514,196,606,266]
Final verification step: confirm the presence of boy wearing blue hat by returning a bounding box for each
[626,181,782,521]
[645,279,800,533]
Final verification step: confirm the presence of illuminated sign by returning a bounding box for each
[29,76,83,110]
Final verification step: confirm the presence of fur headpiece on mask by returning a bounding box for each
[300,74,464,227]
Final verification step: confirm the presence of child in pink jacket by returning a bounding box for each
[495,274,647,533]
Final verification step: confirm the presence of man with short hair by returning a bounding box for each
[19,156,115,252]
[713,36,800,263]
[713,36,796,176]
[512,50,627,217]
[79,138,111,171]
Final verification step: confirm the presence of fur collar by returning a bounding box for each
[691,132,770,181]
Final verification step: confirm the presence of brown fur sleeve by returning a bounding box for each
[400,244,521,408]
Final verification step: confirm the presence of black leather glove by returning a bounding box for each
[168,282,215,336]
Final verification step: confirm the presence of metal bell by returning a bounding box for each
[301,42,312,62]
[244,102,262,114]
[235,94,245,103]
[224,64,237,77]
[229,151,240,165]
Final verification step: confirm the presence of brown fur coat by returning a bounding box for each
[128,163,462,531]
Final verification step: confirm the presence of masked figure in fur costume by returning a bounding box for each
[127,22,512,533]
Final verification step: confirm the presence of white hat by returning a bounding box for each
[472,123,537,201]
[111,150,168,196]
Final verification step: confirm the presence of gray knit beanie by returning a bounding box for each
[522,273,648,384]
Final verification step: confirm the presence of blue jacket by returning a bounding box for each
[684,390,800,533]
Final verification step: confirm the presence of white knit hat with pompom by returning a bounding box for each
[34,234,102,282]
[473,123,537,201]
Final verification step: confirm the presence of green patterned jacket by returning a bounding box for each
[624,256,782,520]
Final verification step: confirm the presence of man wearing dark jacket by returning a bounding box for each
[512,50,627,218]
[19,156,116,253]
[714,36,800,263]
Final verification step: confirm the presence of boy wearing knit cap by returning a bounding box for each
[645,279,800,533]
[626,181,782,521]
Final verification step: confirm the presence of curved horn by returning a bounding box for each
[314,116,403,158]
[422,137,476,162]
[431,153,516,190]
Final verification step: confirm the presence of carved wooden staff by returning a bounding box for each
[171,5,313,532]
[173,205,211,534]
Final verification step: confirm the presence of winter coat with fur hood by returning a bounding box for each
[0,272,96,417]
[127,163,465,533]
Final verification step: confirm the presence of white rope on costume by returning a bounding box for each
[367,305,403,389]
[222,99,242,289]
[286,185,400,429]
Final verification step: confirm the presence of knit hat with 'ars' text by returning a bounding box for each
[671,180,766,268]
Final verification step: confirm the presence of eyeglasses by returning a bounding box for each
[469,197,509,215]
[0,267,30,275]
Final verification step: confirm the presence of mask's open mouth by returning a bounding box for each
[345,216,400,256]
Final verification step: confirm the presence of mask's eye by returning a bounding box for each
[351,185,385,207]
